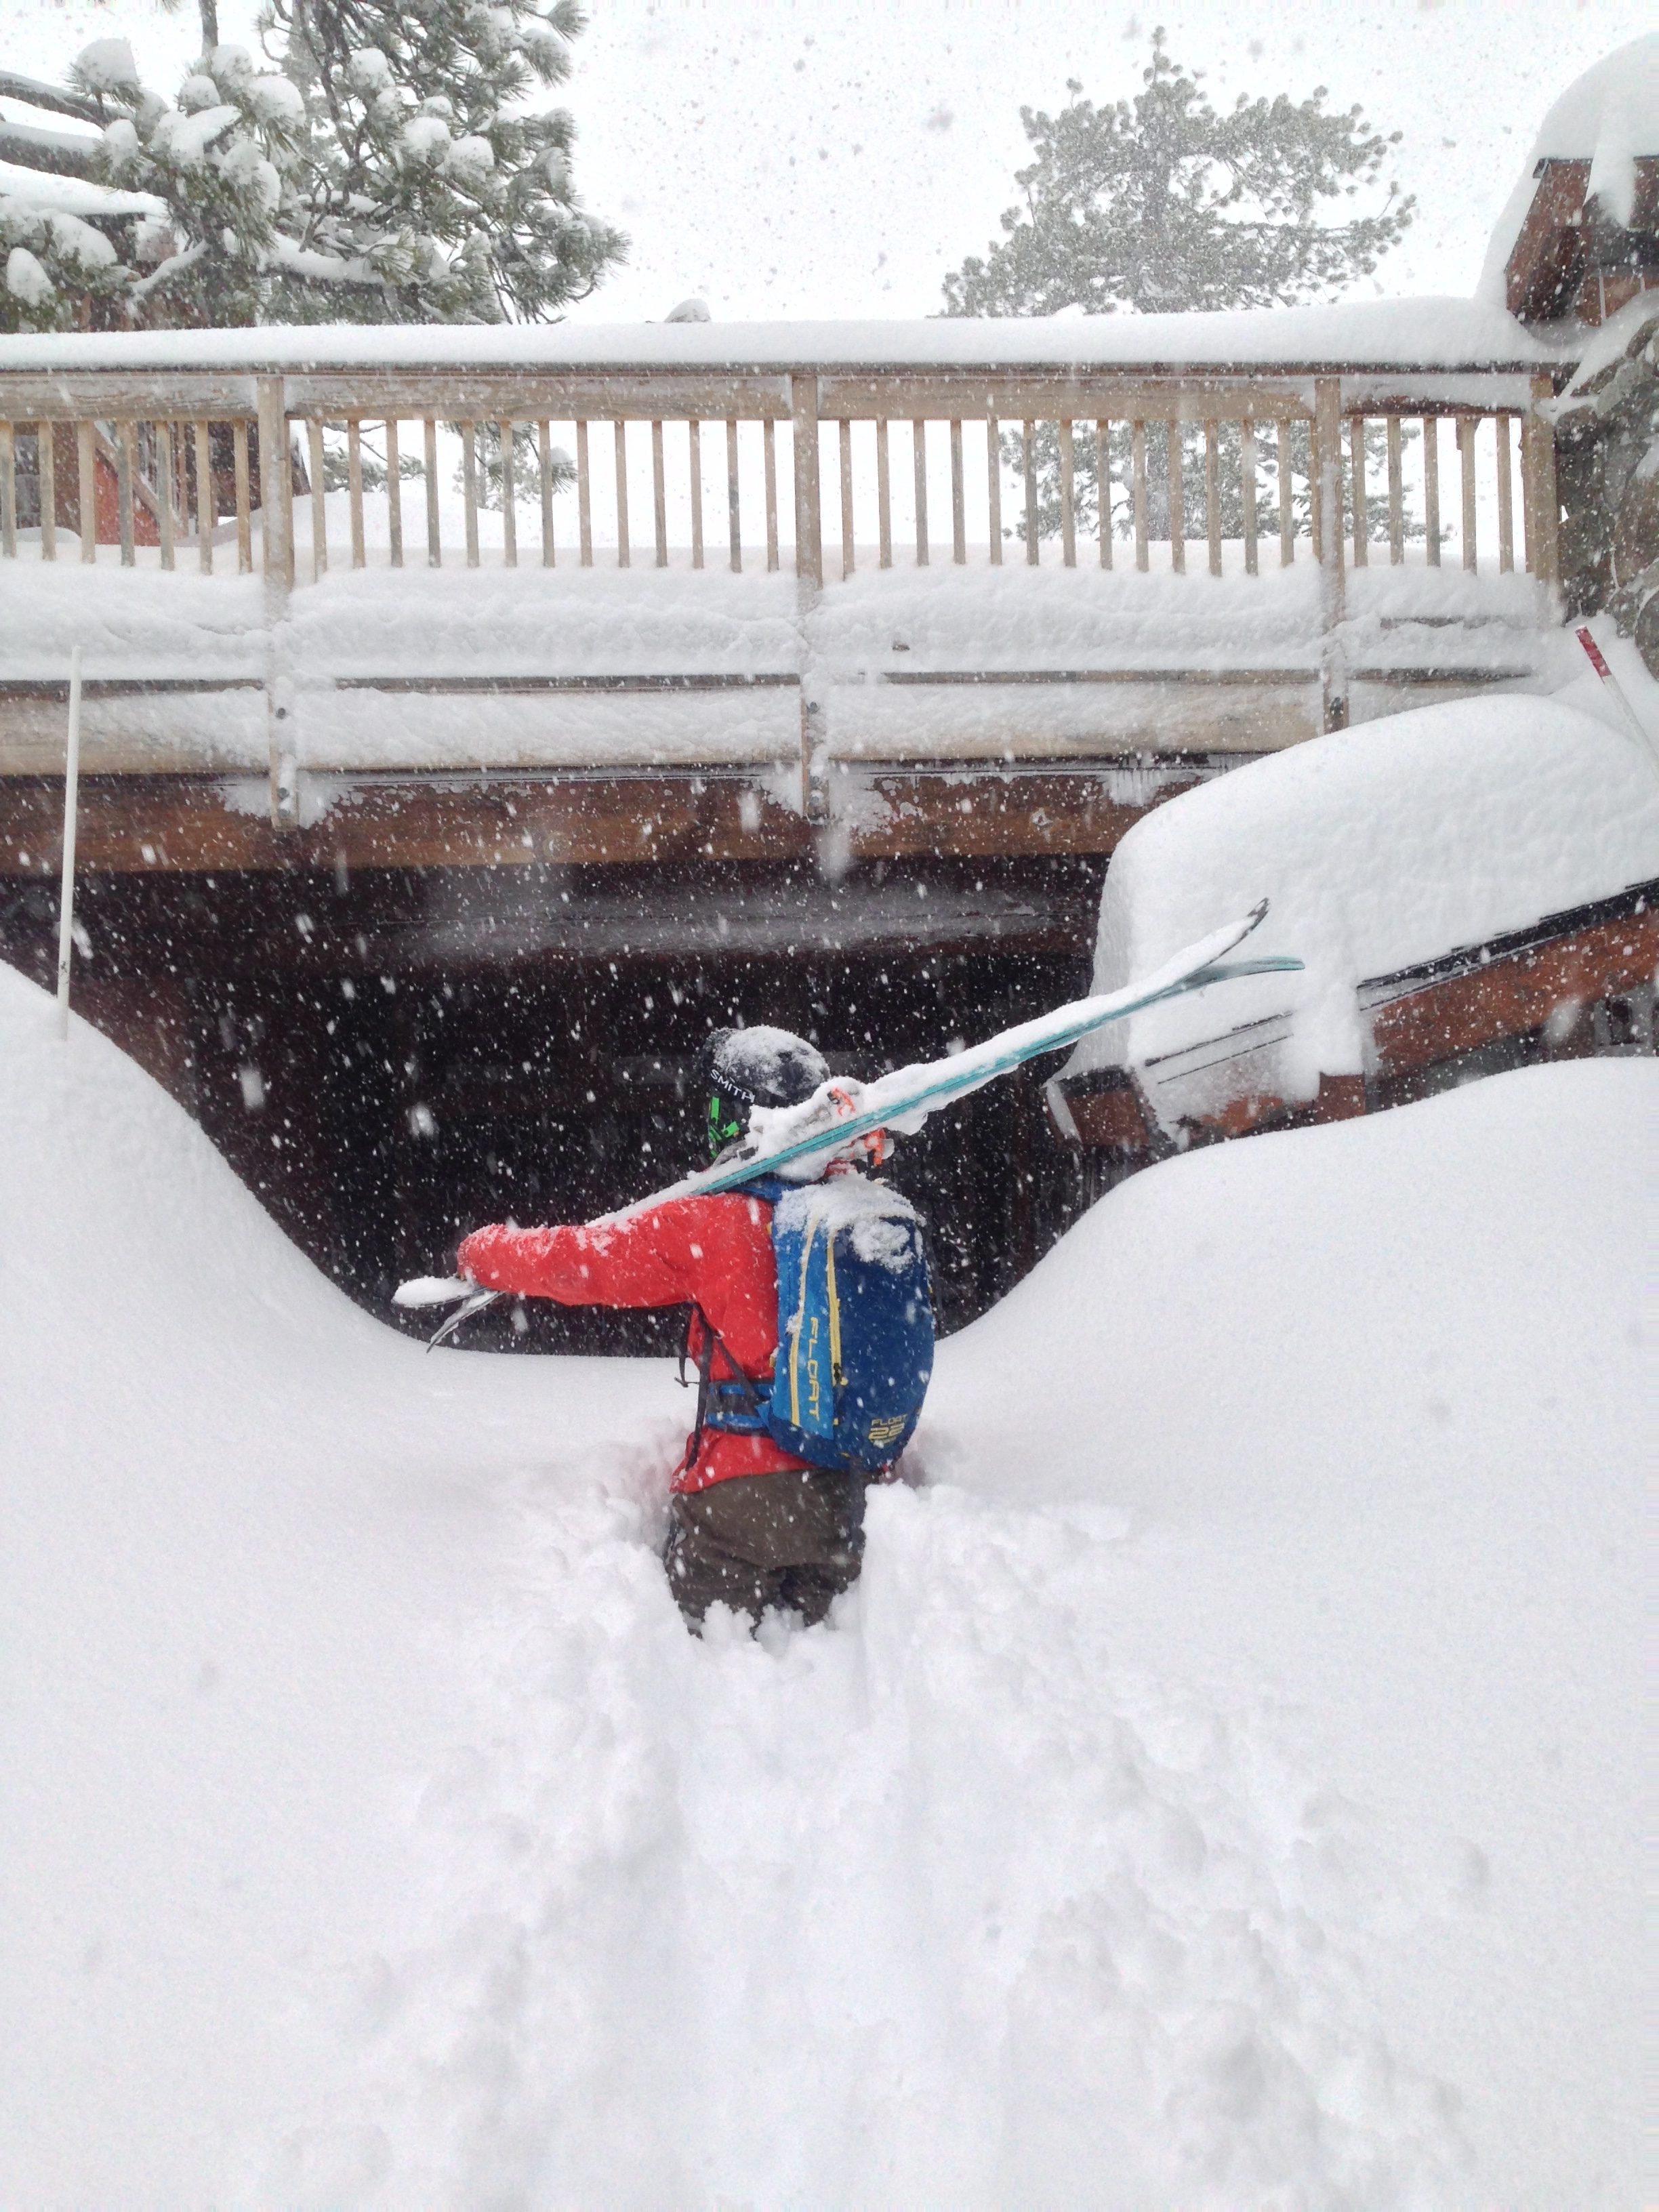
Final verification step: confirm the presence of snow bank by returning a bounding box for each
[1478,34,1659,306]
[1,958,1647,2202]
[1066,692,1659,1093]
[0,297,1556,374]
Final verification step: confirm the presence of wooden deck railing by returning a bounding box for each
[0,363,1561,587]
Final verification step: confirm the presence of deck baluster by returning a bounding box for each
[1097,419,1112,569]
[726,417,742,573]
[117,421,137,566]
[78,421,98,565]
[423,418,441,567]
[763,419,779,571]
[1059,419,1077,567]
[385,419,403,568]
[538,422,556,567]
[1496,413,1514,573]
[194,420,212,572]
[1130,420,1149,572]
[1386,417,1404,564]
[652,420,668,567]
[0,422,15,558]
[500,421,517,568]
[614,419,630,569]
[39,421,56,560]
[950,419,966,565]
[687,419,703,569]
[1166,419,1184,575]
[913,419,929,566]
[307,420,327,578]
[1422,417,1441,568]
[839,419,855,579]
[1458,415,1478,574]
[348,419,365,568]
[1204,420,1221,577]
[461,421,480,568]
[1241,418,1258,576]
[1023,420,1039,566]
[876,419,892,568]
[985,417,1002,565]
[577,419,594,566]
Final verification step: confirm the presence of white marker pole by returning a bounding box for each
[1575,626,1659,783]
[56,646,83,1040]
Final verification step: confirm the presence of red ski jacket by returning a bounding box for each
[456,1192,809,1495]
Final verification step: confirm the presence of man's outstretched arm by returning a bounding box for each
[457,1204,703,1310]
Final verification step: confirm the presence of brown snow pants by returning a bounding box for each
[665,1467,867,1629]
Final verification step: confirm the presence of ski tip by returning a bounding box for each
[1245,896,1270,930]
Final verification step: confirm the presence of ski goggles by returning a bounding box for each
[706,1088,747,1158]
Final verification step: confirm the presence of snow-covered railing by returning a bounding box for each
[0,354,1561,586]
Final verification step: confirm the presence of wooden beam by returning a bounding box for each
[0,764,1193,877]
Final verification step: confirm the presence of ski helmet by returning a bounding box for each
[693,1025,828,1158]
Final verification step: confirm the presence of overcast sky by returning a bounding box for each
[6,0,1652,321]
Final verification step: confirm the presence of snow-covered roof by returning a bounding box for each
[0,297,1557,375]
[1065,684,1659,1098]
[0,158,165,220]
[1478,35,1659,306]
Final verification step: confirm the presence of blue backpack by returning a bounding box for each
[689,1175,935,1478]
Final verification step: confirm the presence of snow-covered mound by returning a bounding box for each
[1066,690,1659,1096]
[0,961,1647,2203]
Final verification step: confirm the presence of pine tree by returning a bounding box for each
[944,30,1414,548]
[0,1,623,331]
[258,0,624,325]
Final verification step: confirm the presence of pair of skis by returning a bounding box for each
[396,899,1301,1345]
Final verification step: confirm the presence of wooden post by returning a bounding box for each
[1166,418,1184,575]
[1495,413,1514,575]
[500,420,516,569]
[307,419,327,579]
[1097,419,1111,569]
[1022,420,1039,565]
[949,417,966,565]
[839,418,855,579]
[1204,419,1221,577]
[1057,417,1080,567]
[1458,415,1478,573]
[423,417,441,567]
[538,422,555,567]
[612,418,629,569]
[912,418,928,567]
[348,419,366,569]
[1422,415,1440,568]
[1240,417,1257,576]
[461,421,480,568]
[1349,415,1367,566]
[876,418,892,569]
[791,373,822,588]
[687,419,703,570]
[1313,377,1347,731]
[576,417,594,566]
[1278,424,1296,568]
[1520,373,1560,586]
[192,419,213,573]
[385,417,403,569]
[652,419,668,567]
[1130,419,1149,573]
[77,419,97,564]
[233,420,252,572]
[986,416,1002,565]
[117,420,136,567]
[38,419,56,560]
[763,418,779,571]
[255,377,293,587]
[0,421,15,558]
[1386,416,1404,565]
[726,416,741,573]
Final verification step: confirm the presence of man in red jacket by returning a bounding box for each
[457,1027,868,1630]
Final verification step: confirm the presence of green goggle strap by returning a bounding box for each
[707,1090,745,1156]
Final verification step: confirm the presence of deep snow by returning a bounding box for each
[0,960,1647,2205]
